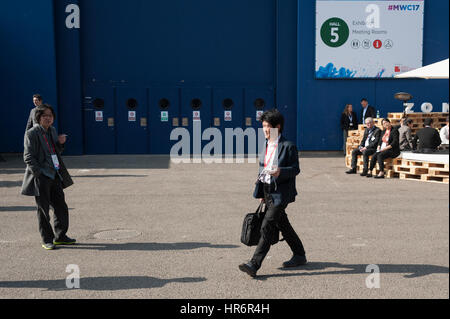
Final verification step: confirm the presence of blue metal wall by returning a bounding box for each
[0,0,448,154]
[0,0,59,152]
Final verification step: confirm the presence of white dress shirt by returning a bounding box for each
[259,136,280,184]
[440,125,449,144]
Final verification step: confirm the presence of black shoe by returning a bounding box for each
[366,173,373,178]
[282,255,308,268]
[239,262,258,278]
[346,169,357,174]
[374,175,385,179]
[360,171,368,177]
[54,236,77,245]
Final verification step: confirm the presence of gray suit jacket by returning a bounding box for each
[398,124,414,151]
[25,107,38,134]
[21,125,73,196]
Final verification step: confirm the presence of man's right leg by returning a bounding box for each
[347,149,362,173]
[362,149,375,174]
[250,200,282,270]
[34,175,55,247]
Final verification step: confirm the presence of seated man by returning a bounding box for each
[346,117,381,176]
[398,118,414,151]
[439,116,449,146]
[413,118,441,153]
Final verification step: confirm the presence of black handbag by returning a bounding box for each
[240,202,266,246]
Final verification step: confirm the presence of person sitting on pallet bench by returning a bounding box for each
[367,118,400,179]
[398,118,415,151]
[346,117,381,176]
[413,118,442,153]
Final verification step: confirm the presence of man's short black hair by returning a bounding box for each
[260,109,285,133]
[423,118,433,126]
[33,94,43,101]
[35,104,56,124]
[361,98,368,102]
[405,118,413,125]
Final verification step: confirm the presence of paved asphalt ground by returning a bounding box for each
[0,153,448,299]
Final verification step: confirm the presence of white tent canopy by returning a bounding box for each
[395,58,449,79]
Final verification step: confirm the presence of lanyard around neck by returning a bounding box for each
[42,133,56,154]
[264,142,278,168]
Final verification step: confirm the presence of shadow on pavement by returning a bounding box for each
[0,206,74,212]
[71,175,148,178]
[60,242,239,251]
[0,181,22,188]
[0,169,25,175]
[0,276,207,291]
[255,261,449,280]
[299,152,343,158]
[0,154,171,170]
[0,206,36,212]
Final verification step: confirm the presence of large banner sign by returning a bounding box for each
[315,0,425,78]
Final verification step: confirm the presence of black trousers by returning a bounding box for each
[34,175,69,244]
[351,148,376,172]
[369,149,397,172]
[251,184,305,270]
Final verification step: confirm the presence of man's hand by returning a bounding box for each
[269,167,281,178]
[360,147,367,152]
[58,135,67,145]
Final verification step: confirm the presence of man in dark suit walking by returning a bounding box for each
[360,98,377,124]
[239,109,306,278]
[21,104,76,250]
[346,117,381,176]
[413,118,442,152]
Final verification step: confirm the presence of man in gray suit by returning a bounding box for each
[21,104,76,250]
[25,94,43,133]
[398,118,414,151]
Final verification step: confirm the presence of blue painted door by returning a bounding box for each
[115,87,149,154]
[244,87,275,154]
[180,88,213,158]
[149,87,181,154]
[212,88,245,155]
[83,84,116,154]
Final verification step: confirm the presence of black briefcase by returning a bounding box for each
[240,203,266,246]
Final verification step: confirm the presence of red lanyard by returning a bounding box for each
[264,142,278,168]
[42,133,56,154]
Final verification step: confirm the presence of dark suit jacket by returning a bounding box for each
[21,125,73,196]
[25,107,37,134]
[359,127,381,150]
[378,128,400,157]
[253,136,300,207]
[340,112,358,131]
[361,106,376,124]
[413,127,442,151]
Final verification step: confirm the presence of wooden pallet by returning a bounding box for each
[400,173,449,184]
[394,165,429,175]
[345,155,448,184]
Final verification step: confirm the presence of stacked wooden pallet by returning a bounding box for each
[345,112,449,184]
[394,159,449,184]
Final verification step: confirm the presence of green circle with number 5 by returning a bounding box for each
[321,17,349,47]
